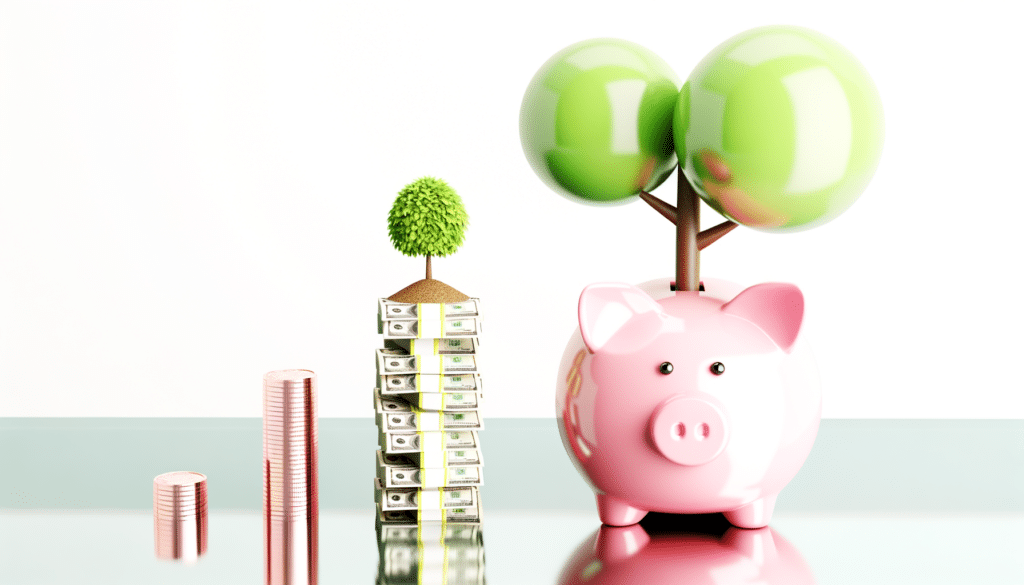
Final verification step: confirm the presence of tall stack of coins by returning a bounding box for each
[153,471,208,562]
[263,369,319,585]
[375,298,485,526]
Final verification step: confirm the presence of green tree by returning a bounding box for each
[388,177,469,280]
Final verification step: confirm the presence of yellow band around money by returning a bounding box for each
[442,516,450,581]
[409,338,443,358]
[415,411,442,432]
[417,516,450,584]
[417,431,424,471]
[417,521,424,583]
[416,304,444,338]
[417,431,448,470]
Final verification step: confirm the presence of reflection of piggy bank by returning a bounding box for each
[556,278,820,528]
[557,517,816,585]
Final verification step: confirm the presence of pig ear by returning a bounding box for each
[722,283,804,352]
[579,283,665,353]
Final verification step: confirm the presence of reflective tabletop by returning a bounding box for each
[2,418,1022,584]
[2,510,1022,584]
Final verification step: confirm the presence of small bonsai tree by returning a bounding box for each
[388,176,468,280]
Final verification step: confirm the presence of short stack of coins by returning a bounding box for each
[153,471,208,562]
[375,514,486,584]
[375,298,485,526]
[263,369,319,585]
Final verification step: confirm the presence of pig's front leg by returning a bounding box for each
[597,494,648,526]
[723,495,777,529]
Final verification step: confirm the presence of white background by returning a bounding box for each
[1,1,1021,418]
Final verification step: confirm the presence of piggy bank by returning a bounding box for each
[557,520,816,585]
[556,278,820,528]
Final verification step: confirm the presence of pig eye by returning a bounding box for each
[710,362,725,375]
[659,362,674,375]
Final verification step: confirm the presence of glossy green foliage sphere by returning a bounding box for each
[675,26,884,232]
[520,39,680,204]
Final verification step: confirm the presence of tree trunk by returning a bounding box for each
[426,255,432,280]
[676,166,700,292]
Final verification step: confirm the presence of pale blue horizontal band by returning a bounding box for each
[2,418,1021,511]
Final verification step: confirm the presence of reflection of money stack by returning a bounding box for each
[375,298,485,526]
[375,519,486,584]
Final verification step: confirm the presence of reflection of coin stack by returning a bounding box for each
[375,298,485,527]
[153,471,208,563]
[375,518,486,584]
[263,369,319,585]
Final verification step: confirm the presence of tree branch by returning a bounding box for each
[641,181,738,288]
[638,191,678,224]
[676,171,700,292]
[697,220,738,250]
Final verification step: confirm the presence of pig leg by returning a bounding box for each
[596,494,648,526]
[723,495,777,529]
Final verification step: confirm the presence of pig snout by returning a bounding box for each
[649,395,729,466]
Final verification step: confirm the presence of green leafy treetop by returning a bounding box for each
[387,177,471,303]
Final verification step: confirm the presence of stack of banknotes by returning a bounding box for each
[374,297,485,527]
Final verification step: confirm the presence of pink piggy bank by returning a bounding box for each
[556,278,821,528]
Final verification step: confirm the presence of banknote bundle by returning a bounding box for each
[375,297,485,529]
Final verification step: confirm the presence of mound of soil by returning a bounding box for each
[388,279,470,303]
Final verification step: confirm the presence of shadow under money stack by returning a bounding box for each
[375,297,485,529]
